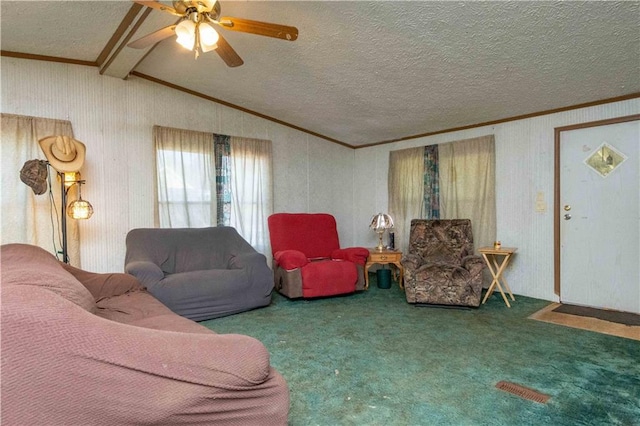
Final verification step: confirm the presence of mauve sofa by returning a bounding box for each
[0,243,289,425]
[125,227,274,321]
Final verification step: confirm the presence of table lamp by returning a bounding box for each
[370,213,394,251]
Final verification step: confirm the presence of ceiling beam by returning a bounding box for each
[96,3,144,67]
[99,4,177,79]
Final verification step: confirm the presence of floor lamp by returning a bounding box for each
[36,136,93,263]
[58,171,93,263]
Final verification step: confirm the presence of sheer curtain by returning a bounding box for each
[388,147,425,253]
[154,126,273,259]
[387,135,496,256]
[1,113,80,264]
[439,135,496,250]
[154,125,215,227]
[229,137,273,257]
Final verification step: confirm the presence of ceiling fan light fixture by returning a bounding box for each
[199,22,219,52]
[175,19,196,50]
[130,0,298,67]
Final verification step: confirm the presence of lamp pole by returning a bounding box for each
[59,171,70,264]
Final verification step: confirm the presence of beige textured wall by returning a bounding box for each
[354,98,640,302]
[1,57,356,272]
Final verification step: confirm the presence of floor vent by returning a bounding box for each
[495,381,550,403]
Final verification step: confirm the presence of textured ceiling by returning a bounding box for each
[2,1,639,147]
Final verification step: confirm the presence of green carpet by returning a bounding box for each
[201,278,640,425]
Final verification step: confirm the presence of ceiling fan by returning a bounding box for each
[128,0,298,67]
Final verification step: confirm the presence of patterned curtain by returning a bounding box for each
[423,145,440,219]
[214,134,231,226]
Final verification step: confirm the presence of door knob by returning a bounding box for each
[564,213,572,220]
[564,205,571,211]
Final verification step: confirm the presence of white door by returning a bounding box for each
[560,118,639,314]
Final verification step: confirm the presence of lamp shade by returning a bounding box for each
[68,199,93,220]
[199,22,219,52]
[370,213,394,251]
[175,19,196,50]
[369,213,394,231]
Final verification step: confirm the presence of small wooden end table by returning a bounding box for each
[479,246,517,307]
[364,249,403,290]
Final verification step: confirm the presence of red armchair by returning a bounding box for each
[268,213,369,298]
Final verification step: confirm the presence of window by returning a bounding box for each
[388,135,496,252]
[154,126,273,257]
[155,127,215,228]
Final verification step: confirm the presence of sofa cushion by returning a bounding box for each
[96,291,214,334]
[62,262,143,300]
[1,244,95,313]
[152,268,257,321]
[301,260,358,298]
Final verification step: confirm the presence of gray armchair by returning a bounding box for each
[125,227,273,321]
[402,219,485,307]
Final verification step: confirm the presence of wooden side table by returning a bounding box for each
[364,249,403,290]
[479,246,517,307]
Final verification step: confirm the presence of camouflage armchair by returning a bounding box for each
[402,219,485,307]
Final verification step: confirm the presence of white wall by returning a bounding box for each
[1,58,356,272]
[354,98,640,302]
[3,57,638,304]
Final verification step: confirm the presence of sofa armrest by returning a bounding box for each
[331,247,369,265]
[462,255,486,275]
[125,260,164,290]
[274,250,309,270]
[228,251,268,270]
[401,253,425,271]
[61,262,143,301]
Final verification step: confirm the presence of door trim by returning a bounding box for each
[553,114,640,296]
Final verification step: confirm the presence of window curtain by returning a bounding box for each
[155,125,215,228]
[229,136,273,257]
[154,126,273,259]
[388,147,425,253]
[438,135,496,250]
[423,144,440,219]
[214,134,231,226]
[388,135,496,256]
[1,113,80,264]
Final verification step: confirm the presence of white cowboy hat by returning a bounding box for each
[38,135,86,172]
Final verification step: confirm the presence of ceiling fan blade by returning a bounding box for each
[133,1,182,16]
[217,17,298,41]
[215,33,244,67]
[128,25,177,49]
